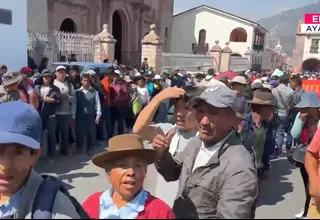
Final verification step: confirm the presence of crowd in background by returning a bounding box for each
[3,54,320,218]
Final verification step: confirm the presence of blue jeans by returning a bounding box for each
[276,115,292,153]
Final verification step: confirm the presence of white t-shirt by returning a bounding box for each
[144,123,196,207]
[136,87,150,104]
[54,80,74,115]
[40,86,50,98]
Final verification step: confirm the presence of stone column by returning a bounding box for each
[210,40,222,72]
[244,47,252,68]
[47,0,54,33]
[220,42,232,72]
[141,24,163,74]
[93,24,117,62]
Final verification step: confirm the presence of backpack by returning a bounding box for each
[32,174,90,219]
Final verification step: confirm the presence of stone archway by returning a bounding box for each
[302,58,320,72]
[59,18,77,32]
[112,10,128,64]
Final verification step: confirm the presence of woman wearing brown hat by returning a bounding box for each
[82,134,175,219]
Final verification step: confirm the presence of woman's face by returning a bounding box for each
[108,156,147,200]
[301,107,319,122]
[174,99,197,131]
[42,75,52,85]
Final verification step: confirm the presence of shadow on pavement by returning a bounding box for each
[257,157,295,207]
[34,143,108,178]
[58,172,100,190]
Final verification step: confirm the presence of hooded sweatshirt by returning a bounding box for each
[34,70,61,116]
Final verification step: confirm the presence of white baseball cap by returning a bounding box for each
[56,65,66,71]
[86,70,96,75]
[154,75,161,80]
[231,76,247,85]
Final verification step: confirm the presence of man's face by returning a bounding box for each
[195,101,236,144]
[55,70,66,81]
[4,82,19,91]
[70,70,79,78]
[174,99,197,131]
[137,79,145,87]
[260,105,274,121]
[0,67,7,74]
[0,144,39,195]
[107,73,114,81]
[81,77,90,87]
[289,80,298,90]
[231,83,246,94]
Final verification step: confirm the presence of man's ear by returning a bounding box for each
[32,147,41,165]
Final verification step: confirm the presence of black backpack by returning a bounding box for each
[32,174,90,219]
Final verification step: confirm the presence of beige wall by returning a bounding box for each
[27,0,48,33]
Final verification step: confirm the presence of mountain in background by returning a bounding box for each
[257,1,320,55]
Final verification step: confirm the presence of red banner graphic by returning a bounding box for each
[302,80,320,97]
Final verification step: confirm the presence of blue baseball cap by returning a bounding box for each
[0,101,42,149]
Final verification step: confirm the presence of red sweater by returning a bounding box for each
[82,192,175,219]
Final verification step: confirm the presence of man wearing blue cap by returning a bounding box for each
[153,85,258,219]
[0,101,80,218]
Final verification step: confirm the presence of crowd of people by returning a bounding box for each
[2,58,320,219]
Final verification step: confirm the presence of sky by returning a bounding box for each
[173,0,319,21]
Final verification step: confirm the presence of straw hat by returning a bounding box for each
[247,91,276,106]
[92,134,158,169]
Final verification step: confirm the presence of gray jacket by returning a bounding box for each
[156,132,258,219]
[13,169,80,219]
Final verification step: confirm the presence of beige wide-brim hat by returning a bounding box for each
[2,71,22,86]
[247,91,276,106]
[92,134,158,169]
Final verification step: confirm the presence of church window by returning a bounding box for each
[198,29,206,44]
[310,39,319,53]
[0,8,12,25]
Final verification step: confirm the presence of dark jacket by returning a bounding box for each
[155,132,257,219]
[34,85,61,116]
[91,80,107,104]
[34,70,61,116]
[170,76,185,88]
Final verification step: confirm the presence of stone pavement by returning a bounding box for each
[35,145,305,219]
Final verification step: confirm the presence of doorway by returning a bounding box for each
[59,18,76,32]
[112,11,122,63]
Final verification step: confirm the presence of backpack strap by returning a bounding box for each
[32,178,61,219]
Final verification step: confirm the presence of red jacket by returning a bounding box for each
[110,83,129,107]
[82,192,175,219]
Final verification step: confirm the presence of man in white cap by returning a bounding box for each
[230,75,247,95]
[53,66,76,156]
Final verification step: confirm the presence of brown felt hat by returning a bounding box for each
[247,91,276,106]
[92,134,158,169]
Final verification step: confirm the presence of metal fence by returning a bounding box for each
[229,57,250,72]
[28,31,95,64]
[161,53,216,73]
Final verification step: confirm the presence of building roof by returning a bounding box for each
[173,5,268,32]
